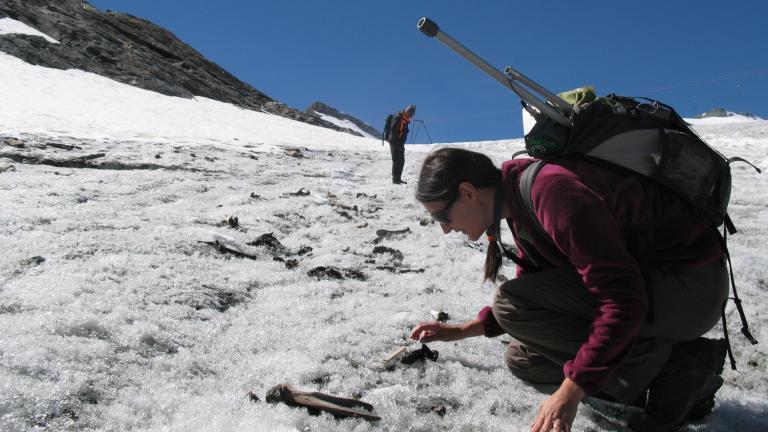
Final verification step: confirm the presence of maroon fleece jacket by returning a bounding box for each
[477,158,723,394]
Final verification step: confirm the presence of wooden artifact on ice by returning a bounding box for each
[264,383,381,421]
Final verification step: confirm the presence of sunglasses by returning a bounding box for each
[430,193,459,224]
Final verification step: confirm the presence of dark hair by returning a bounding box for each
[416,148,504,282]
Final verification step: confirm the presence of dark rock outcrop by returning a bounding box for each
[307,101,381,139]
[0,0,360,135]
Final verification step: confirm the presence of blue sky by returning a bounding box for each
[90,0,767,143]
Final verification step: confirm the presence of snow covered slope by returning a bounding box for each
[0,17,59,43]
[0,52,376,148]
[1,53,767,432]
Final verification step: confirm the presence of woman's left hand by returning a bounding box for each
[530,378,585,432]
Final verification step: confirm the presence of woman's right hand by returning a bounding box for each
[409,318,485,343]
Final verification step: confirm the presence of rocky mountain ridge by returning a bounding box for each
[307,101,381,139]
[695,107,762,120]
[0,0,364,136]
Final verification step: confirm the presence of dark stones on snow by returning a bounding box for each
[417,404,447,417]
[139,333,178,355]
[0,304,23,314]
[248,233,292,256]
[296,246,313,256]
[281,188,310,197]
[224,216,239,229]
[45,142,81,151]
[0,149,211,172]
[248,233,312,259]
[203,233,315,272]
[0,134,230,172]
[400,344,439,365]
[365,230,425,274]
[373,227,411,245]
[372,246,404,262]
[200,240,258,261]
[3,137,25,147]
[175,284,250,313]
[0,151,102,168]
[284,147,304,158]
[21,256,45,266]
[247,391,261,403]
[307,266,367,281]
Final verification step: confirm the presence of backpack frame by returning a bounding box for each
[517,95,760,370]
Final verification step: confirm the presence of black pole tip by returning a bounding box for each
[417,17,439,37]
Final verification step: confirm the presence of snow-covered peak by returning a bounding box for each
[686,108,765,125]
[686,112,765,126]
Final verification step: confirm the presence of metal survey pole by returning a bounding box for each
[417,17,573,127]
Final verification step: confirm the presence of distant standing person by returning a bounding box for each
[383,104,416,184]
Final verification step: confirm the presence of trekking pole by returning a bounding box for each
[417,17,574,127]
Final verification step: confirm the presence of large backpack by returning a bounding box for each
[517,93,761,368]
[382,114,394,145]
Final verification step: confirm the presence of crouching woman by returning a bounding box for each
[410,147,728,432]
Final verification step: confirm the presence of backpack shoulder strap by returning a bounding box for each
[519,160,550,242]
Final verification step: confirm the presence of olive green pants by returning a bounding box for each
[492,259,728,403]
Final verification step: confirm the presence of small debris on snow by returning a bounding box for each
[200,240,257,260]
[372,245,404,262]
[401,344,439,365]
[248,233,291,256]
[3,137,24,147]
[21,256,45,266]
[285,147,304,158]
[45,142,81,151]
[307,266,366,281]
[373,227,411,244]
[219,215,239,228]
[264,383,380,421]
[430,310,450,322]
[281,187,310,197]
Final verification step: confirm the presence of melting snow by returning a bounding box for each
[1,50,767,431]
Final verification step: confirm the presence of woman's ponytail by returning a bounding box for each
[484,231,503,282]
